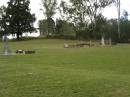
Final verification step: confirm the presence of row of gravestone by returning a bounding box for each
[64,42,93,48]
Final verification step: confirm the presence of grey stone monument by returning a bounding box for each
[2,34,12,55]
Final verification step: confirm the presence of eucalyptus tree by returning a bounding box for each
[38,20,47,36]
[95,14,107,46]
[59,1,69,21]
[41,0,57,35]
[108,19,118,42]
[42,0,57,18]
[120,11,130,42]
[60,0,88,29]
[87,0,115,38]
[59,0,90,40]
[59,0,115,40]
[55,19,75,36]
[0,6,4,35]
[0,6,13,55]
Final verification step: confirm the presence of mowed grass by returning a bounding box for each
[0,39,130,97]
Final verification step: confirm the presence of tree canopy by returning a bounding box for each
[0,0,36,40]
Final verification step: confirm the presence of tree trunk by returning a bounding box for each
[101,35,105,46]
[17,21,21,40]
[16,33,20,40]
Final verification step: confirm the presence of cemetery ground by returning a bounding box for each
[0,39,130,97]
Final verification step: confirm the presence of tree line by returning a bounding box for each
[0,0,130,44]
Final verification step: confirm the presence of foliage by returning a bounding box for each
[0,5,9,36]
[59,0,88,28]
[41,0,57,19]
[38,18,55,36]
[46,17,55,35]
[58,0,115,41]
[40,0,57,36]
[58,1,68,20]
[95,14,107,38]
[120,19,130,42]
[87,0,115,38]
[46,34,76,40]
[55,19,76,36]
[60,0,114,27]
[108,19,118,41]
[1,0,36,40]
[1,0,130,43]
[38,20,46,36]
[87,0,115,22]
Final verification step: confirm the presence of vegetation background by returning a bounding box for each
[0,39,130,97]
[0,0,130,97]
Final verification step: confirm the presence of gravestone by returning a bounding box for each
[2,34,13,55]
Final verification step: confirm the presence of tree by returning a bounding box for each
[87,0,115,38]
[55,19,76,36]
[41,0,57,19]
[0,5,8,36]
[46,17,55,35]
[95,14,107,46]
[41,0,57,36]
[60,0,87,28]
[59,0,90,40]
[58,1,68,21]
[3,0,36,40]
[38,18,55,36]
[120,11,130,42]
[38,20,47,36]
[59,0,115,40]
[42,0,57,18]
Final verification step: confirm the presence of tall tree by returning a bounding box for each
[38,18,55,36]
[87,0,115,38]
[60,0,87,28]
[38,20,47,36]
[3,0,36,40]
[58,1,68,21]
[120,11,130,42]
[59,0,90,40]
[0,6,8,36]
[41,0,57,36]
[55,19,75,36]
[42,0,57,19]
[95,14,107,46]
[59,0,114,40]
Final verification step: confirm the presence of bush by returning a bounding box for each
[46,34,76,40]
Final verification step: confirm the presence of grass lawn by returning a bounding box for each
[0,39,130,97]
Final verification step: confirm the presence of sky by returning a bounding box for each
[0,0,130,27]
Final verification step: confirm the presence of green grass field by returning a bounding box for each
[0,39,130,97]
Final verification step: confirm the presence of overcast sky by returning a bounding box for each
[0,0,130,27]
